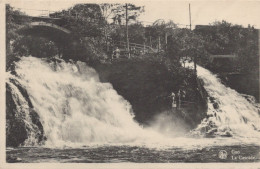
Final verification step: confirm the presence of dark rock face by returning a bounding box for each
[94,59,174,124]
[6,57,209,146]
[6,83,27,147]
[223,73,259,102]
[94,58,208,128]
[6,78,45,147]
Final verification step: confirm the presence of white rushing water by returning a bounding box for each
[6,57,260,148]
[6,80,42,146]
[8,57,166,147]
[194,65,260,138]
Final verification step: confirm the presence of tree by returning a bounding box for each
[12,36,58,58]
[145,19,178,50]
[194,20,259,73]
[166,29,207,67]
[99,4,121,52]
[99,3,120,22]
[6,4,59,64]
[99,3,144,55]
[6,4,30,63]
[49,4,111,60]
[107,3,144,25]
[128,23,145,44]
[50,4,106,38]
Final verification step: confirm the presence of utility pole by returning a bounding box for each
[189,3,196,74]
[125,3,130,58]
[165,32,168,50]
[178,90,181,110]
[149,36,152,47]
[144,42,146,54]
[158,36,161,53]
[189,3,192,30]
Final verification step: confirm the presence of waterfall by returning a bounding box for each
[6,79,43,146]
[193,65,260,138]
[7,56,163,147]
[6,57,260,147]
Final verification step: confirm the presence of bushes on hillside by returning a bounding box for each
[93,56,205,125]
[195,21,259,74]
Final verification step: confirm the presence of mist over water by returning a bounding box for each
[6,57,260,148]
[8,57,171,147]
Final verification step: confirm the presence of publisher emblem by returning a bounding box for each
[218,150,228,159]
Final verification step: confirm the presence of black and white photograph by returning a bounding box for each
[1,0,260,167]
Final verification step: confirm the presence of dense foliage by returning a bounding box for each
[194,21,259,74]
[166,28,207,66]
[6,4,60,68]
[94,56,205,125]
[7,3,259,76]
[50,4,106,38]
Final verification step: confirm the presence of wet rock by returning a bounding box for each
[6,79,45,147]
[6,155,22,163]
[6,83,28,147]
[206,128,218,138]
[213,102,219,109]
[209,96,215,103]
[220,131,232,137]
[94,58,208,127]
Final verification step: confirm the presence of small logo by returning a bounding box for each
[218,150,228,159]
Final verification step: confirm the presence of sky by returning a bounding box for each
[6,0,260,29]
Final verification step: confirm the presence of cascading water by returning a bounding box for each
[7,56,166,147]
[6,57,260,163]
[193,65,260,138]
[6,57,260,148]
[6,80,43,146]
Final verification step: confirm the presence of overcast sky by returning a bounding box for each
[7,0,260,29]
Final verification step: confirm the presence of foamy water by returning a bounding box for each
[186,63,260,138]
[6,57,260,148]
[8,57,169,147]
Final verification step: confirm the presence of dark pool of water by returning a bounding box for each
[6,144,260,163]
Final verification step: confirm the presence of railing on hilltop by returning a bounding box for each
[117,41,156,53]
[113,41,157,57]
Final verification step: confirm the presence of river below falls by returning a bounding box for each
[6,57,260,163]
[6,144,260,163]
